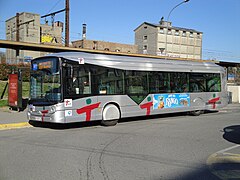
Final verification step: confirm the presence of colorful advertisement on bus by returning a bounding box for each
[153,93,190,109]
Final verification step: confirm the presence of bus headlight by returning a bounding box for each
[50,106,56,113]
[28,104,35,112]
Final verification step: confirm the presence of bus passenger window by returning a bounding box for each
[170,72,188,93]
[189,73,206,92]
[64,65,92,96]
[125,71,148,94]
[93,67,124,95]
[207,73,221,92]
[149,72,170,93]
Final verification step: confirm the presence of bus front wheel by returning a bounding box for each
[101,104,120,126]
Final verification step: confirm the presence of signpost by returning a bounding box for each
[8,71,23,111]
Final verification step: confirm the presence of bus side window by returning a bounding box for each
[93,67,124,95]
[190,83,199,92]
[125,71,147,94]
[189,73,206,92]
[170,72,188,93]
[207,73,221,92]
[149,72,170,93]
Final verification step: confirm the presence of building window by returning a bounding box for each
[189,32,194,38]
[115,49,120,52]
[104,48,110,51]
[175,30,179,36]
[197,33,201,39]
[182,31,186,37]
[159,28,164,34]
[143,45,147,50]
[144,26,148,29]
[167,29,172,35]
[143,35,148,40]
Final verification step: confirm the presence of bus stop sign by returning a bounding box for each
[8,74,18,107]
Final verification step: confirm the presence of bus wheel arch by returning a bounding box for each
[101,103,121,126]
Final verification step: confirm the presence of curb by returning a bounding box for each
[0,122,32,130]
[207,145,240,179]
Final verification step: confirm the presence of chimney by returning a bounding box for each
[82,23,86,40]
[54,21,64,32]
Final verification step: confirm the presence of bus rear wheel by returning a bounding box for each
[101,104,120,126]
[190,110,203,116]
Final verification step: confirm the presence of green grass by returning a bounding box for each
[0,99,8,107]
[0,80,30,107]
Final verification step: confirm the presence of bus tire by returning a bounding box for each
[101,104,120,126]
[190,110,203,116]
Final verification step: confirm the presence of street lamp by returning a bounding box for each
[165,0,190,56]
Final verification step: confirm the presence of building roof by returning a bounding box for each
[217,61,240,67]
[134,22,202,34]
[72,39,137,47]
[5,12,40,22]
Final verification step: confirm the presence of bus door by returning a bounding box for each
[62,62,100,122]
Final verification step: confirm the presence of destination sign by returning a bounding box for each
[38,61,52,70]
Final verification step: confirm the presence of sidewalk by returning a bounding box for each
[220,103,240,112]
[0,107,28,125]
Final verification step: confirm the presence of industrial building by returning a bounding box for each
[135,19,202,59]
[5,12,63,64]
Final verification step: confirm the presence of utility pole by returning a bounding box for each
[41,0,69,47]
[16,13,20,56]
[15,13,34,57]
[65,0,70,47]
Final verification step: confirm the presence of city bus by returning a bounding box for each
[27,51,228,126]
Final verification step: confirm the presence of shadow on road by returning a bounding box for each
[163,167,220,180]
[119,111,189,124]
[29,110,220,130]
[29,120,100,130]
[223,125,240,144]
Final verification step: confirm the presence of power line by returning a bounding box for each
[203,48,232,54]
[46,0,63,15]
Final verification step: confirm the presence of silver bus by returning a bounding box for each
[27,51,228,126]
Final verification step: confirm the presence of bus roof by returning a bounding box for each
[45,51,224,73]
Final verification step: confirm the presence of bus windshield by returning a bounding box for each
[29,57,61,105]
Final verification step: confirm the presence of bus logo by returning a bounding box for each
[140,96,153,116]
[208,94,220,109]
[78,58,84,64]
[65,110,72,116]
[64,99,72,107]
[76,98,101,121]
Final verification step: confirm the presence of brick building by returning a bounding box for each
[72,39,138,54]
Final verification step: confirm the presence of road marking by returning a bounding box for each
[216,145,240,154]
[0,122,32,130]
[207,145,240,180]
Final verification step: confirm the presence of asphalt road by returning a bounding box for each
[0,109,240,180]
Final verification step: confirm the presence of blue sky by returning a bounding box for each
[0,0,239,62]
